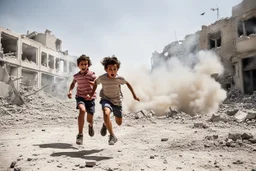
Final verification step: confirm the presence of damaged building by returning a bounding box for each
[151,0,256,94]
[151,32,200,69]
[0,27,77,101]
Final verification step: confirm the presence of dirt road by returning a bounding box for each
[1,114,256,171]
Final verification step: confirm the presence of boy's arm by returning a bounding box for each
[67,80,76,99]
[89,83,98,99]
[126,81,140,101]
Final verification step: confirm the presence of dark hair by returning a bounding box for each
[77,54,92,66]
[101,56,121,70]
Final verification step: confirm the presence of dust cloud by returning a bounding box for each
[121,50,227,116]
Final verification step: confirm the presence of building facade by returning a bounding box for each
[0,27,77,97]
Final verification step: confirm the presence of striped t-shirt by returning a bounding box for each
[74,70,96,99]
[95,73,127,106]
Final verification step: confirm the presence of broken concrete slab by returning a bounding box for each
[245,110,256,120]
[135,111,144,119]
[234,110,248,122]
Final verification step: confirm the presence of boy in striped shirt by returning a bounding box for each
[67,54,96,145]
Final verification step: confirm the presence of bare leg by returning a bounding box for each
[87,113,93,126]
[115,117,122,126]
[78,104,86,134]
[103,107,114,135]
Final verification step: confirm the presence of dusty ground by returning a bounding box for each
[0,90,256,171]
[1,109,256,170]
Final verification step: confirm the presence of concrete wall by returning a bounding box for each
[232,0,256,17]
[34,33,46,46]
[199,18,237,80]
[46,34,58,51]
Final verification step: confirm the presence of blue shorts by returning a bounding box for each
[75,96,95,115]
[100,99,122,118]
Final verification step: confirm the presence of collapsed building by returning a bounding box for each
[151,0,256,94]
[151,32,200,70]
[0,27,77,103]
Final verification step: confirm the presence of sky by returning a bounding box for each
[0,0,242,69]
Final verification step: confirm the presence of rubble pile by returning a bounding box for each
[224,86,244,104]
[0,85,76,127]
[203,132,256,150]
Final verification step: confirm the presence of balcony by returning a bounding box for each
[236,35,256,53]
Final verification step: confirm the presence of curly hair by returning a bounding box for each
[77,54,92,66]
[101,56,121,70]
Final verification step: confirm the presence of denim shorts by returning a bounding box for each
[75,96,95,114]
[100,99,122,118]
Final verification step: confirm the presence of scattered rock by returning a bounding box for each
[228,133,241,141]
[193,122,209,129]
[204,144,211,148]
[10,161,16,168]
[233,160,244,165]
[85,161,96,167]
[167,107,178,117]
[176,167,182,169]
[213,135,219,139]
[226,139,233,147]
[205,135,219,140]
[149,110,155,116]
[241,133,253,140]
[245,110,256,119]
[150,155,154,159]
[163,159,168,164]
[161,138,168,142]
[57,164,62,168]
[236,139,243,146]
[14,168,21,171]
[27,158,32,161]
[230,142,236,147]
[249,138,256,144]
[226,109,239,116]
[41,129,46,131]
[209,114,222,122]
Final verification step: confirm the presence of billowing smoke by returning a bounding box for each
[121,50,227,116]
